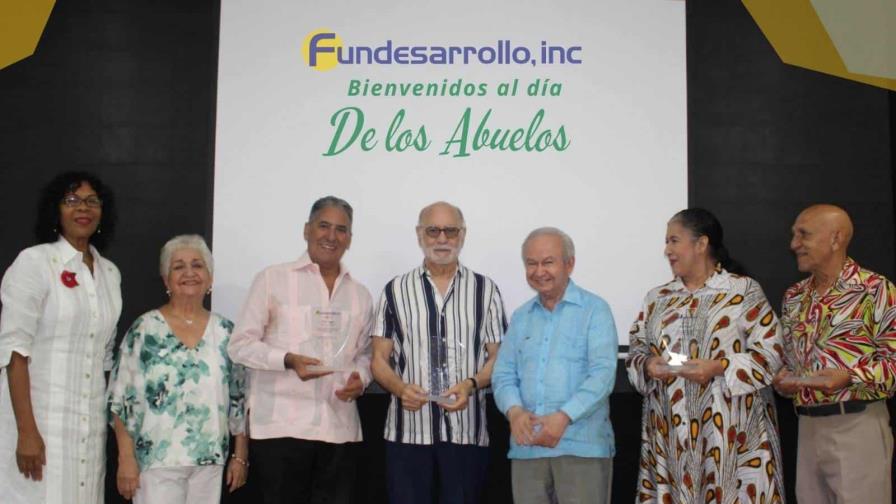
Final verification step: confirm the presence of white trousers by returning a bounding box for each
[134,465,223,504]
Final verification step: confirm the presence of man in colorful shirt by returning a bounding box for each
[774,204,896,503]
[492,227,617,504]
[228,196,374,504]
[370,201,506,504]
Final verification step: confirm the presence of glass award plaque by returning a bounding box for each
[301,308,354,373]
[424,339,466,405]
[424,366,454,403]
[779,349,829,388]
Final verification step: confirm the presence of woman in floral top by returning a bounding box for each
[626,209,786,503]
[108,235,248,503]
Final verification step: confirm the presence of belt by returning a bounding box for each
[794,399,881,417]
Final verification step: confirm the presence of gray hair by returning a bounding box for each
[159,234,214,277]
[309,196,353,225]
[417,201,465,226]
[521,227,576,262]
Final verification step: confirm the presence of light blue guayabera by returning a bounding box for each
[492,280,617,459]
[107,310,246,470]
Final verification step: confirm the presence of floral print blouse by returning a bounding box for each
[108,310,246,470]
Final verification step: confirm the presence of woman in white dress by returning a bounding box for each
[0,172,122,504]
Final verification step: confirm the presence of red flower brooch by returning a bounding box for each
[61,270,79,288]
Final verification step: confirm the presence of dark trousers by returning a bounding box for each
[385,441,489,504]
[250,437,358,504]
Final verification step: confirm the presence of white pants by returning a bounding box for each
[134,465,223,504]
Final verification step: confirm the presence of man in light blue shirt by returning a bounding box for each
[492,227,617,504]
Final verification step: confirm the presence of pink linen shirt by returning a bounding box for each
[228,252,373,443]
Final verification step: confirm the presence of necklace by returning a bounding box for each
[167,307,199,325]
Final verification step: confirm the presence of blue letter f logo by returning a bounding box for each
[309,32,336,67]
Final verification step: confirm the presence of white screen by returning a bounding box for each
[213,0,687,344]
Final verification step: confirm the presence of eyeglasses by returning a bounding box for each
[421,226,463,238]
[61,194,103,208]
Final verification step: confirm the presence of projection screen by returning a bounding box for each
[213,0,687,345]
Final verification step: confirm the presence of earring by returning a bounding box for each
[96,228,102,235]
[53,228,58,234]
[166,289,171,296]
[206,288,213,296]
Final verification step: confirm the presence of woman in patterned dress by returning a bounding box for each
[0,172,121,504]
[108,234,248,503]
[626,208,786,503]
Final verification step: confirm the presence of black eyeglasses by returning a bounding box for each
[62,194,103,208]
[421,226,463,238]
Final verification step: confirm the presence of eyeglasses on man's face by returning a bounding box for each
[420,226,464,239]
[61,194,103,208]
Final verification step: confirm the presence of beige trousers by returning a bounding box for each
[796,401,893,504]
[511,456,612,504]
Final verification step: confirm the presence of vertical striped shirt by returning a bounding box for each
[373,263,506,446]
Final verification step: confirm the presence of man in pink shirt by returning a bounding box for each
[228,196,374,504]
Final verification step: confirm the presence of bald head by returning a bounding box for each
[791,204,853,275]
[798,205,853,247]
[418,201,465,227]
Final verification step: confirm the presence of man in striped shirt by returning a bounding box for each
[371,201,507,504]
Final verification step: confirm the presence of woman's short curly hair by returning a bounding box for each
[34,171,117,250]
[159,234,214,278]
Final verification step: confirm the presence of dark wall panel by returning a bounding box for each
[0,3,219,503]
[686,0,895,307]
[0,0,220,332]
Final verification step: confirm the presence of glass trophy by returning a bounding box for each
[301,308,354,373]
[777,365,829,388]
[424,339,467,405]
[655,350,689,374]
[654,316,690,374]
[777,342,828,388]
[425,367,456,404]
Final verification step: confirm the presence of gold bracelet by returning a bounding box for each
[230,454,249,467]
